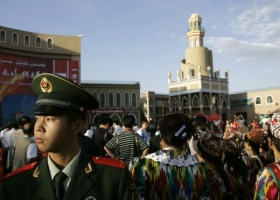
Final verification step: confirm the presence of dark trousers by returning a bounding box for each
[2,148,11,176]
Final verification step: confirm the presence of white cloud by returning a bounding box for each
[205,37,280,62]
[229,2,280,45]
[206,2,280,62]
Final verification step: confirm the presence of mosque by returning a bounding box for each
[141,13,280,124]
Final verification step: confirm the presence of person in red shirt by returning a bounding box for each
[231,118,239,130]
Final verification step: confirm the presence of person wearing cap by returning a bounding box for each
[223,130,255,199]
[131,113,212,199]
[196,130,238,199]
[0,73,138,200]
[254,112,280,199]
[244,128,273,174]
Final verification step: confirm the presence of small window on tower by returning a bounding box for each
[191,69,195,76]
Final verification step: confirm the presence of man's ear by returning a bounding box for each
[73,120,86,135]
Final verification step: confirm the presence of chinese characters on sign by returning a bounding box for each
[0,53,79,102]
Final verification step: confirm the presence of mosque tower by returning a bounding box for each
[168,13,230,119]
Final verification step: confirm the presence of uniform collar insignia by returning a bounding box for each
[33,166,40,177]
[40,77,52,93]
[84,162,92,174]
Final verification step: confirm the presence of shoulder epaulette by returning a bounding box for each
[92,156,126,169]
[4,161,38,180]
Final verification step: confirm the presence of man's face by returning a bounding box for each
[142,123,149,130]
[104,123,112,130]
[34,115,75,153]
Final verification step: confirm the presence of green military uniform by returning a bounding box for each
[0,151,136,200]
[0,73,138,200]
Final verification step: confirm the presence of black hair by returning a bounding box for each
[244,133,269,153]
[193,115,207,127]
[99,117,113,126]
[11,122,19,129]
[159,113,194,149]
[18,116,32,127]
[244,133,270,165]
[113,120,120,125]
[223,150,249,184]
[122,115,135,128]
[5,124,12,129]
[23,122,34,135]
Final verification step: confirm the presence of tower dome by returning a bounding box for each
[189,13,202,23]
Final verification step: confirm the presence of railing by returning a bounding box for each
[187,27,206,32]
[170,75,228,84]
[81,80,140,85]
[230,86,280,95]
[155,102,169,106]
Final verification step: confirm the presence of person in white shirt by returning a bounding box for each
[2,122,19,175]
[137,121,149,143]
[133,123,139,133]
[84,125,94,139]
[113,120,123,136]
[0,125,11,146]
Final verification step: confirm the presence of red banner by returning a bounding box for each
[0,53,53,101]
[54,60,67,77]
[0,53,80,102]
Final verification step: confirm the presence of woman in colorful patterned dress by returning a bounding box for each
[196,130,236,199]
[223,130,255,199]
[244,127,274,180]
[254,112,280,199]
[131,113,212,200]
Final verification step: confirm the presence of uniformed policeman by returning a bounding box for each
[0,73,138,200]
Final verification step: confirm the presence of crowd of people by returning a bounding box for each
[0,73,279,200]
[0,116,39,176]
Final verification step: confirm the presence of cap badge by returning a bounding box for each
[40,77,52,93]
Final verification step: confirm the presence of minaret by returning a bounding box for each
[186,13,205,48]
[181,13,213,78]
[168,12,230,121]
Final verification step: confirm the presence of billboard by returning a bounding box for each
[0,53,79,125]
[230,98,253,108]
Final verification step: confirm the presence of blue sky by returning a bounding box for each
[1,0,280,94]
